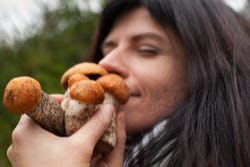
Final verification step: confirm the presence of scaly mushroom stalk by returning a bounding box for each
[3,76,65,136]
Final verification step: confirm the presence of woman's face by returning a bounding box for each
[99,7,188,136]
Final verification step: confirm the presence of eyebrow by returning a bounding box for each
[101,32,166,51]
[131,32,166,43]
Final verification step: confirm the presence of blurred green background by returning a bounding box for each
[0,0,249,166]
[0,0,104,166]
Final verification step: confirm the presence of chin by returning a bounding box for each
[125,119,151,137]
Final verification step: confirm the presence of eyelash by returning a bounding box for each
[138,45,159,55]
[101,45,160,56]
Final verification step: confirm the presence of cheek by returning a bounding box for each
[124,90,171,136]
[141,71,187,117]
[146,81,175,114]
[124,79,175,135]
[124,58,187,134]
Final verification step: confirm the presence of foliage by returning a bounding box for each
[0,0,102,166]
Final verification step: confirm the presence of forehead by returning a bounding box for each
[102,6,186,59]
[107,7,167,38]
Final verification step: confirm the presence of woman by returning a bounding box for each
[7,0,250,166]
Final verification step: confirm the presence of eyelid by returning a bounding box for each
[138,44,160,53]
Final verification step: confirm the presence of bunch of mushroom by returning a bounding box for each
[60,62,129,153]
[3,62,129,154]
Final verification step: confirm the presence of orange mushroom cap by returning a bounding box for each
[68,74,89,88]
[70,80,105,104]
[97,74,129,104]
[60,62,108,89]
[3,76,42,114]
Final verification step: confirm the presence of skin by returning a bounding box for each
[7,7,187,167]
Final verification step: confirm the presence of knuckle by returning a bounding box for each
[6,145,13,159]
[11,124,26,144]
[11,115,32,144]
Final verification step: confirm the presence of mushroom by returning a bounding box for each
[61,75,105,135]
[60,63,108,136]
[61,62,115,153]
[60,63,129,153]
[95,74,129,153]
[3,76,65,136]
[97,74,129,108]
[60,62,107,89]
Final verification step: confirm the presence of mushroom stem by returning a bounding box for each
[28,92,66,136]
[95,74,129,153]
[95,92,118,153]
[61,88,97,135]
[103,92,119,109]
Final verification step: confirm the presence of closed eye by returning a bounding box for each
[138,45,160,55]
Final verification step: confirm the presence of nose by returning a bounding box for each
[98,47,128,78]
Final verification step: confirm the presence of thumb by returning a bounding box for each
[70,104,115,150]
[51,94,64,104]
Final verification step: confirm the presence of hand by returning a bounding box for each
[90,112,126,167]
[7,94,126,167]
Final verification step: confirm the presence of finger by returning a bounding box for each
[16,114,43,131]
[6,145,13,161]
[51,94,64,104]
[13,114,37,134]
[11,115,38,145]
[103,111,126,166]
[90,154,102,167]
[6,145,16,167]
[70,104,115,148]
[17,114,32,125]
[13,115,58,143]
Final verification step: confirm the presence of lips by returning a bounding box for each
[129,90,141,97]
[125,81,141,100]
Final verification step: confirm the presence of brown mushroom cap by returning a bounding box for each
[68,73,89,88]
[3,76,42,114]
[60,62,108,89]
[97,74,129,104]
[70,80,105,104]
